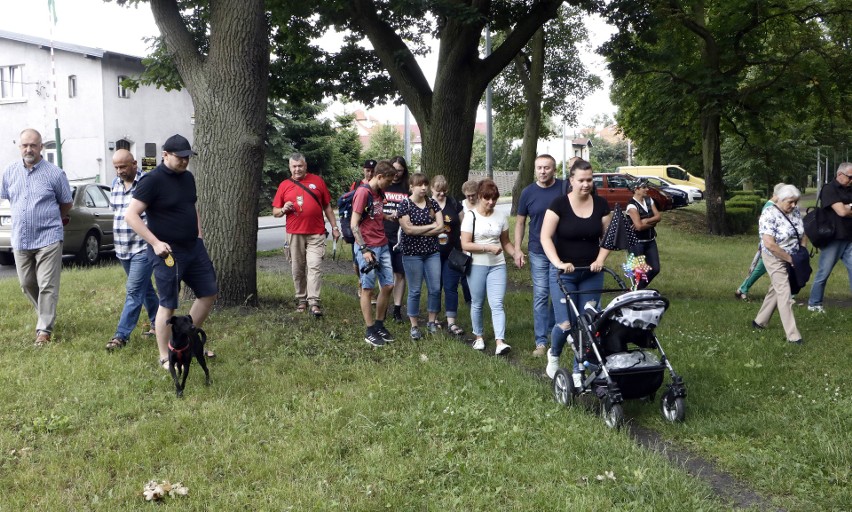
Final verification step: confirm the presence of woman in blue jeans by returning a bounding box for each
[398,173,444,340]
[539,159,612,382]
[460,179,524,355]
[430,175,468,336]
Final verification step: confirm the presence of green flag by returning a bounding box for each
[47,0,57,24]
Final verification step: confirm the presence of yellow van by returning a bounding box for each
[616,165,705,191]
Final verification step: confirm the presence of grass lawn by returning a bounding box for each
[0,202,849,510]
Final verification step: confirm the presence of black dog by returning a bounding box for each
[167,315,211,397]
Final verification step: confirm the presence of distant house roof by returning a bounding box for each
[0,29,140,61]
[572,138,592,147]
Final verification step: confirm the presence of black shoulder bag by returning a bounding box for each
[448,211,475,274]
[802,188,835,249]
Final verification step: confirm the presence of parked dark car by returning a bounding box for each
[592,173,674,211]
[0,182,115,266]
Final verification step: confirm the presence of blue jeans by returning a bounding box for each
[468,264,507,340]
[549,267,604,357]
[440,255,465,318]
[529,251,555,347]
[355,243,395,289]
[114,251,159,340]
[808,240,852,306]
[402,252,442,317]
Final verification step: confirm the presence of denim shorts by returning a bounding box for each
[149,238,218,309]
[355,243,394,290]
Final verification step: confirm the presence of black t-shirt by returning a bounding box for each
[439,196,464,255]
[133,163,199,245]
[820,180,852,240]
[548,194,610,266]
[383,182,409,245]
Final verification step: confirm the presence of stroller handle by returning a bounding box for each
[557,266,628,291]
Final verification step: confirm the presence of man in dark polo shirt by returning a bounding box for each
[125,134,218,368]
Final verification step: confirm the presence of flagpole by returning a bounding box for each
[47,0,62,168]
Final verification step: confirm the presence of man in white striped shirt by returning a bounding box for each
[0,129,73,346]
[105,149,159,351]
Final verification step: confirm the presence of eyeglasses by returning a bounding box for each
[842,172,852,179]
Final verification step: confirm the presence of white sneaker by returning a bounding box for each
[546,349,559,379]
[472,338,485,351]
[495,343,511,356]
[808,305,825,313]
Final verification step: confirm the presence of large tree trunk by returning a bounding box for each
[700,103,726,235]
[511,28,546,215]
[151,0,269,306]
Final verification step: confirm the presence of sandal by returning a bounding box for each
[142,328,156,337]
[106,337,127,351]
[159,358,169,370]
[447,323,465,336]
[205,350,216,358]
[310,305,323,318]
[734,290,749,301]
[296,301,308,313]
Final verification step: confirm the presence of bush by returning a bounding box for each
[725,206,757,234]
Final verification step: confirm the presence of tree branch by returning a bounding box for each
[149,0,204,81]
[478,0,563,88]
[347,0,434,124]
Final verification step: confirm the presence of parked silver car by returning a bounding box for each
[0,182,114,266]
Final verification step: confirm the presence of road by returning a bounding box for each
[0,203,512,279]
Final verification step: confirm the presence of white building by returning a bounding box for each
[0,29,194,183]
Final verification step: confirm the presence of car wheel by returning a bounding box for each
[0,252,14,266]
[76,231,100,265]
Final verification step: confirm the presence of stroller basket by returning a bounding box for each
[600,365,665,400]
[594,349,665,399]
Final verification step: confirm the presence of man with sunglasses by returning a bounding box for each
[125,134,218,368]
[807,162,852,312]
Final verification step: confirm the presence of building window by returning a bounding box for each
[1,65,25,99]
[117,75,129,98]
[68,75,77,98]
[44,141,57,165]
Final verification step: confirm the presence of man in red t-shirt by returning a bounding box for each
[352,161,397,346]
[272,153,340,316]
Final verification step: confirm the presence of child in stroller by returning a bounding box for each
[551,268,687,428]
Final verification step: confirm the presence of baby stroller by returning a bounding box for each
[551,267,687,428]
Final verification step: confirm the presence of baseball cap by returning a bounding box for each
[163,134,197,157]
[363,159,377,169]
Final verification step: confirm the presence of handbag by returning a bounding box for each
[774,205,812,294]
[448,247,472,274]
[448,211,476,274]
[802,190,835,248]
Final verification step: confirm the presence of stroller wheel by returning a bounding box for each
[552,368,576,407]
[660,391,686,422]
[601,396,624,429]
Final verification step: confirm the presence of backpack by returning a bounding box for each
[337,184,376,244]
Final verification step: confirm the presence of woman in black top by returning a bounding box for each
[540,159,612,381]
[625,178,661,288]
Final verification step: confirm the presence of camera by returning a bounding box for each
[361,259,380,274]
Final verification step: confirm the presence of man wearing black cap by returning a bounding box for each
[125,134,218,369]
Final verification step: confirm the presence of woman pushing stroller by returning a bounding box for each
[539,159,612,381]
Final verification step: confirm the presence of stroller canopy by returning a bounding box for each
[601,290,669,330]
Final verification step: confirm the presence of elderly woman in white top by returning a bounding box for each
[753,184,805,344]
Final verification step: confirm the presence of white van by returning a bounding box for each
[616,165,705,191]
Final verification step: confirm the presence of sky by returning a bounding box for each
[0,0,616,129]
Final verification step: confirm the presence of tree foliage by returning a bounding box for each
[316,0,594,197]
[602,0,851,234]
